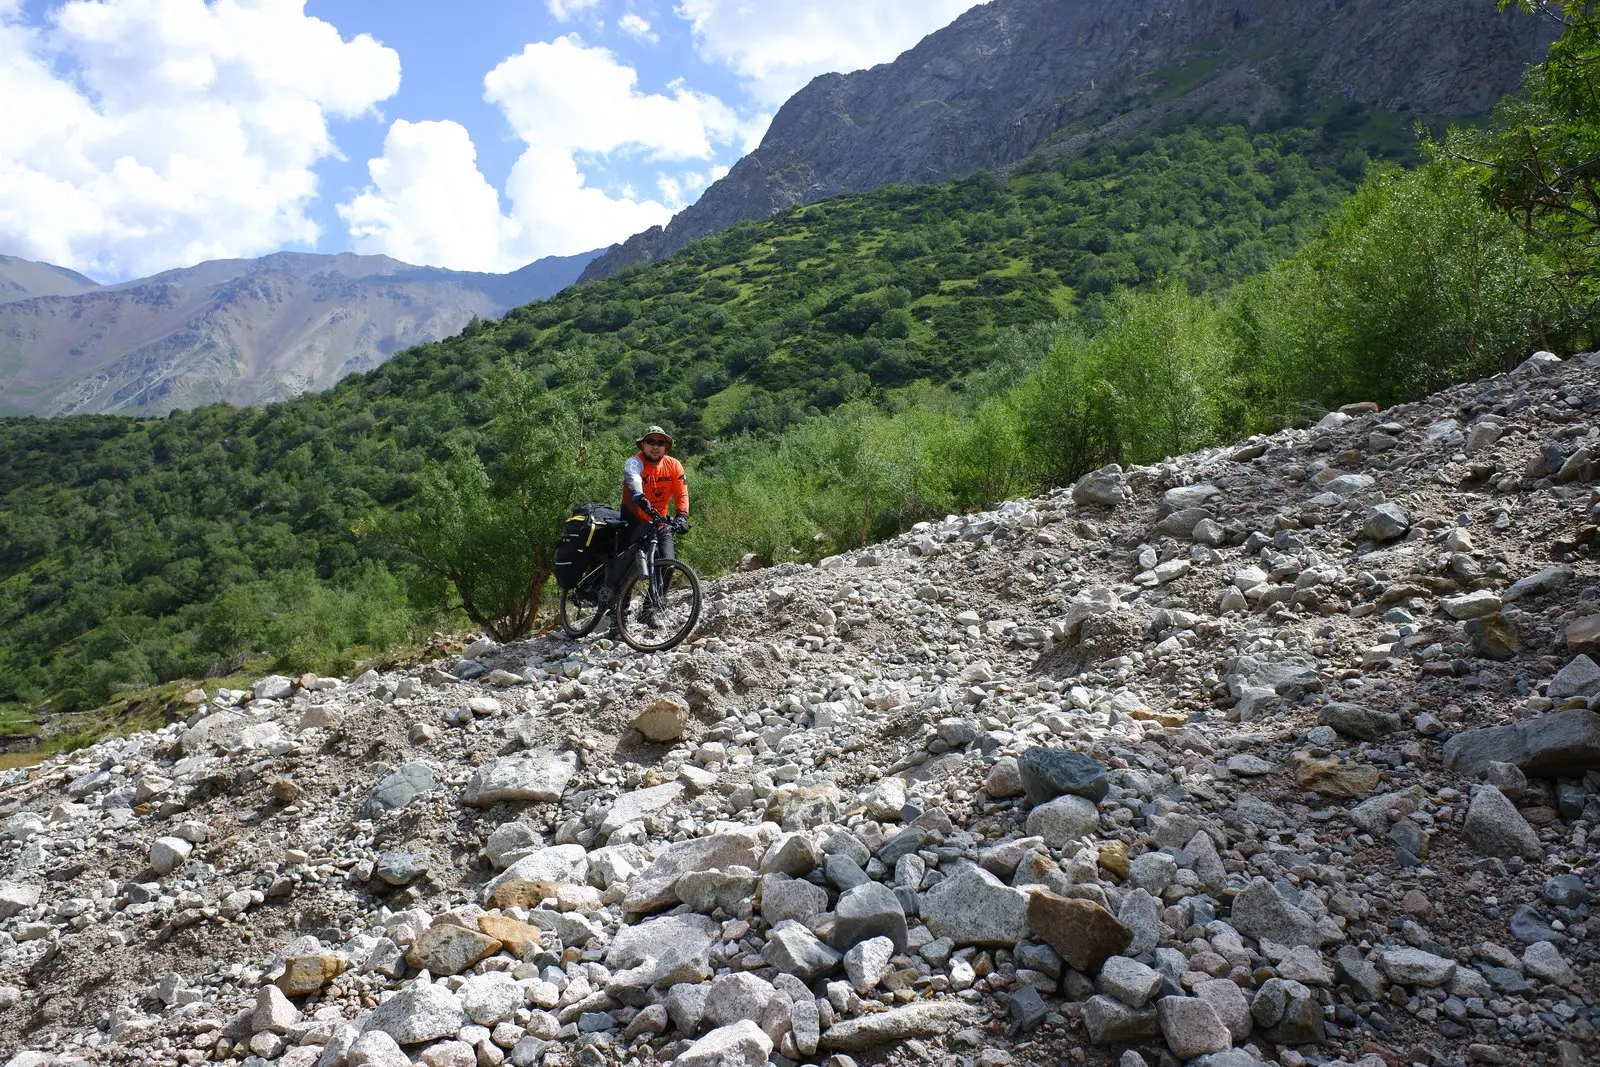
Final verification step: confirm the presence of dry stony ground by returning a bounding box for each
[0,352,1598,1067]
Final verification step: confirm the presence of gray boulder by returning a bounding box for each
[1363,503,1411,542]
[363,981,468,1045]
[676,1020,772,1067]
[760,875,829,926]
[1317,703,1400,741]
[819,1002,979,1051]
[1503,564,1574,603]
[1025,794,1101,847]
[1229,878,1323,949]
[1225,654,1319,699]
[1158,996,1233,1059]
[1016,747,1109,805]
[1379,947,1457,987]
[1073,466,1128,507]
[763,921,842,982]
[1081,994,1160,1044]
[831,881,908,953]
[1462,785,1543,860]
[1549,655,1600,699]
[363,762,436,815]
[1444,710,1600,778]
[920,863,1029,947]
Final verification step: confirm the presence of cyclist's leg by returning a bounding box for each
[657,530,676,596]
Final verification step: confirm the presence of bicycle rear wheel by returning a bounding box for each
[616,559,701,652]
[558,570,607,638]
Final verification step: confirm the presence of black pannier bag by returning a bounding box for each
[553,503,625,590]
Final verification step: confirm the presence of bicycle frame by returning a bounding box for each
[630,522,673,603]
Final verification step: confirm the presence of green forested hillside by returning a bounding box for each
[4,61,1594,732]
[506,120,1375,446]
[0,121,1372,717]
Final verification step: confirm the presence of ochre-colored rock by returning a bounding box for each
[404,923,502,976]
[276,954,347,996]
[479,914,543,958]
[1096,841,1130,879]
[1294,755,1381,798]
[1026,890,1131,973]
[488,878,561,911]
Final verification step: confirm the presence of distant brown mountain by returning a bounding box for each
[0,255,100,303]
[0,249,600,417]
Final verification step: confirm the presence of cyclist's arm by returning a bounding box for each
[674,463,689,518]
[623,456,650,511]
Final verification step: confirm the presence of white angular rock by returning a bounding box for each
[1442,590,1502,620]
[676,1020,773,1067]
[149,836,193,876]
[599,782,684,837]
[632,695,690,742]
[464,751,577,806]
[1024,793,1100,847]
[1523,941,1575,986]
[0,883,40,919]
[1096,955,1163,1009]
[252,675,294,701]
[1463,785,1543,860]
[1158,996,1232,1059]
[844,936,896,994]
[1379,947,1457,987]
[459,972,522,1026]
[362,981,468,1045]
[1549,655,1600,699]
[920,863,1029,947]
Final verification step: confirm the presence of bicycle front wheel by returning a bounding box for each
[558,572,606,638]
[616,559,701,652]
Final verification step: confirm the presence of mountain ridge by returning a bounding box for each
[581,0,1557,282]
[0,248,602,417]
[0,254,101,303]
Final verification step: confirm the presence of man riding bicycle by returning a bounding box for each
[614,425,690,595]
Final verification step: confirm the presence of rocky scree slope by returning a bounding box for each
[0,352,1598,1067]
[581,0,1555,282]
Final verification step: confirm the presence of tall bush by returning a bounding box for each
[383,358,614,640]
[1228,162,1548,417]
[1017,286,1228,481]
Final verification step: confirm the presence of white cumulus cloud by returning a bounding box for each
[618,12,657,43]
[336,120,514,273]
[546,0,602,22]
[0,0,400,280]
[341,34,746,271]
[673,0,984,106]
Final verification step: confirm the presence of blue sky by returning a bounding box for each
[304,0,748,222]
[0,0,984,280]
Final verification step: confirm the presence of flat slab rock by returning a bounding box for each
[818,1002,980,1051]
[463,751,577,806]
[1443,710,1600,779]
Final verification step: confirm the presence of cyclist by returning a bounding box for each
[612,425,689,603]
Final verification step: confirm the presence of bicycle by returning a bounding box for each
[557,515,701,652]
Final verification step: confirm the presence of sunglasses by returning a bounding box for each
[642,438,670,446]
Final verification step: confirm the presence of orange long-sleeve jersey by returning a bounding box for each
[621,453,688,522]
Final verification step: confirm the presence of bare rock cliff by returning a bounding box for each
[582,0,1556,282]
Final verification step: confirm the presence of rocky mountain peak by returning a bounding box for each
[581,0,1557,282]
